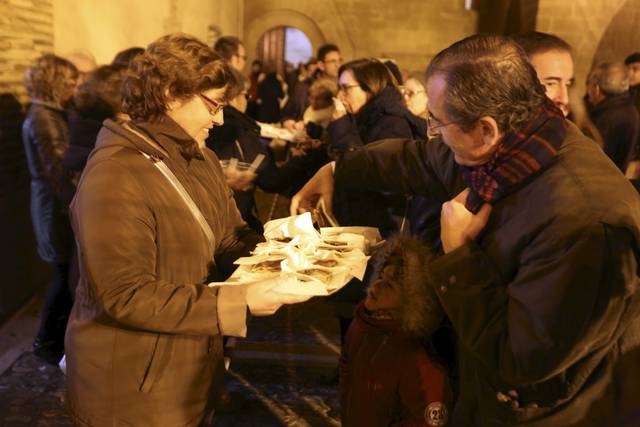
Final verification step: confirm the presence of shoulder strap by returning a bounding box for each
[122,123,215,249]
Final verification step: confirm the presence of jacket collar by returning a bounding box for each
[591,92,634,117]
[133,115,205,161]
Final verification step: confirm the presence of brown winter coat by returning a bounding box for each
[335,122,640,426]
[65,117,259,427]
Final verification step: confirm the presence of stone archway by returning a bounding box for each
[592,0,640,67]
[244,9,326,75]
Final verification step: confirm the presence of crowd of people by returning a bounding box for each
[19,27,640,427]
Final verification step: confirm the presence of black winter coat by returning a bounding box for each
[327,86,428,237]
[257,73,284,124]
[334,122,640,426]
[64,105,112,173]
[206,106,321,232]
[22,102,74,264]
[590,93,640,172]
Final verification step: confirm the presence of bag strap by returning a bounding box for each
[122,123,215,249]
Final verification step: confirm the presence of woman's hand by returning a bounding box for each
[290,162,335,216]
[224,168,256,192]
[331,97,347,120]
[246,279,312,316]
[440,189,492,253]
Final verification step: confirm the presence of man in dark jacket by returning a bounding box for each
[586,61,640,172]
[292,34,640,426]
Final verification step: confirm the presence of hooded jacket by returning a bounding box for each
[65,116,259,427]
[340,235,451,427]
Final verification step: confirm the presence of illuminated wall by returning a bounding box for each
[53,0,244,65]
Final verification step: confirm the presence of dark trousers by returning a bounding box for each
[36,262,73,351]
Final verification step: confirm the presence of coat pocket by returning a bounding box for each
[139,334,168,393]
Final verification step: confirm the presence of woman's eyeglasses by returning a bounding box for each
[339,83,360,92]
[199,93,225,116]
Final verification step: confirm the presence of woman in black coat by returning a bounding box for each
[22,54,78,364]
[257,71,285,123]
[325,59,428,346]
[327,59,426,236]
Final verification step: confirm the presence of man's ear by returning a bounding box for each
[476,116,502,148]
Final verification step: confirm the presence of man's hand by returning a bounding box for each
[246,279,311,316]
[290,162,335,216]
[441,189,492,254]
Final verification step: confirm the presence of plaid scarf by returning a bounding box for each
[460,101,567,213]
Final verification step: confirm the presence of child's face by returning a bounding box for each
[364,263,402,311]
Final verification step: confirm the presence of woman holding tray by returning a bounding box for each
[65,33,309,427]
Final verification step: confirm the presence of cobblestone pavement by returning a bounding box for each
[0,298,343,427]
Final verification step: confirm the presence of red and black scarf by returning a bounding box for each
[460,101,567,213]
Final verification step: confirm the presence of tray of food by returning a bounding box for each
[208,212,383,295]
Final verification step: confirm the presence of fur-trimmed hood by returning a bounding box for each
[369,234,444,338]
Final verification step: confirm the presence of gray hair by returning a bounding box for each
[426,34,548,133]
[588,62,629,96]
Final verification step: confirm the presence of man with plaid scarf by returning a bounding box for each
[291,34,640,426]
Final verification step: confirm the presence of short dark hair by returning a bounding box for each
[74,64,127,115]
[339,59,397,99]
[511,31,572,58]
[123,33,232,121]
[214,36,242,61]
[427,34,548,133]
[625,52,640,65]
[317,44,339,62]
[111,47,145,66]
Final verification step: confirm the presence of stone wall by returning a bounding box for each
[243,0,477,74]
[53,0,244,65]
[0,0,53,322]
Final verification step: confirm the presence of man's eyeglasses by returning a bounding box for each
[427,110,460,137]
[199,93,225,116]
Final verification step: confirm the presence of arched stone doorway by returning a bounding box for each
[256,26,313,76]
[244,9,326,77]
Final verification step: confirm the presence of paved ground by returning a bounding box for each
[0,295,343,427]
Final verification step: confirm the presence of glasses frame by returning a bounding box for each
[199,93,225,116]
[339,83,360,92]
[402,88,425,98]
[427,110,459,135]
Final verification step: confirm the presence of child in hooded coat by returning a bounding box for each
[340,235,452,427]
